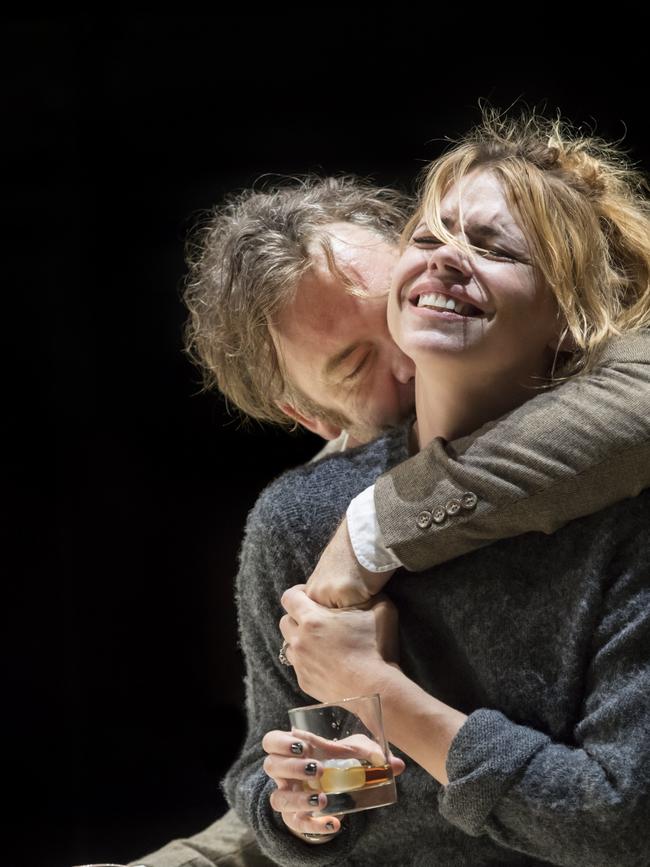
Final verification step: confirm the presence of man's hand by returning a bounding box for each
[305,518,396,608]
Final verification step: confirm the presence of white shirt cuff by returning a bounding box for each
[346,484,404,573]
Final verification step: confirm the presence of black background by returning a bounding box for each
[6,16,649,867]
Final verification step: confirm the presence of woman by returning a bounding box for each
[223,112,650,866]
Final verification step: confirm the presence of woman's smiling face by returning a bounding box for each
[388,169,564,380]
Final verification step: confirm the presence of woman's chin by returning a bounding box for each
[401,329,484,360]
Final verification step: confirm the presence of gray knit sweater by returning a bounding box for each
[222,422,650,867]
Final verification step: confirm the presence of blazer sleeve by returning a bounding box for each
[375,329,650,571]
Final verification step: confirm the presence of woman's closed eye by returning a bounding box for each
[475,245,518,262]
[412,233,519,262]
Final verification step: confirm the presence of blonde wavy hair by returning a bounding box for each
[406,109,650,381]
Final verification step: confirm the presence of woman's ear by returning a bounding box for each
[548,323,578,354]
[276,401,343,441]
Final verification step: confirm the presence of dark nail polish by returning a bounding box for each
[326,822,335,832]
[290,741,303,755]
[305,761,317,776]
[308,794,320,806]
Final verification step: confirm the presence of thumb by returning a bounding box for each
[389,752,406,777]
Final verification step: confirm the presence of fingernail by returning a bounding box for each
[305,761,317,776]
[326,821,335,832]
[290,741,304,755]
[308,794,320,806]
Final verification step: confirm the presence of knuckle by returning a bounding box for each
[281,586,295,608]
[278,614,290,632]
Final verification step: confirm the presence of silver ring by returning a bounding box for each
[302,831,337,839]
[278,640,292,666]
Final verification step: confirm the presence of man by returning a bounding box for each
[131,176,650,867]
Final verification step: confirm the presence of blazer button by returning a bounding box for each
[417,510,432,529]
[432,506,447,524]
[445,498,462,516]
[461,491,478,510]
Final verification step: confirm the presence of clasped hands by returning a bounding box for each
[280,515,399,702]
[265,519,403,841]
[279,584,399,704]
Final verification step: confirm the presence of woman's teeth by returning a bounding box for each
[416,292,479,317]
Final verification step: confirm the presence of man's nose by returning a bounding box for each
[391,347,416,384]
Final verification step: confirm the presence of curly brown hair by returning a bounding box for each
[183,175,413,427]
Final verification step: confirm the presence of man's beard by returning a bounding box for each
[290,382,413,445]
[344,418,397,445]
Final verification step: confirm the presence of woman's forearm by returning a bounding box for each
[358,662,467,785]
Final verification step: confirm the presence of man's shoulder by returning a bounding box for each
[249,423,411,537]
[236,424,410,583]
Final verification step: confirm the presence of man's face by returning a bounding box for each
[271,222,416,444]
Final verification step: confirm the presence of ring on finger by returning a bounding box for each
[278,640,292,667]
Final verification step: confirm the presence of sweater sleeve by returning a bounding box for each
[221,489,368,867]
[438,508,650,867]
[375,329,650,571]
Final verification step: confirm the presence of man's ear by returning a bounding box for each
[276,402,343,441]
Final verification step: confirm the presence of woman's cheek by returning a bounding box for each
[387,295,405,349]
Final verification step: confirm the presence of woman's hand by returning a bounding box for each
[279,585,399,703]
[262,729,342,841]
[262,728,406,843]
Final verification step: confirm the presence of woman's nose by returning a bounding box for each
[426,241,471,281]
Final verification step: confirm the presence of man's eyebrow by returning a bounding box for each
[323,342,363,381]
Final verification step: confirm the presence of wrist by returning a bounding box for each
[351,656,396,697]
[371,664,467,785]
